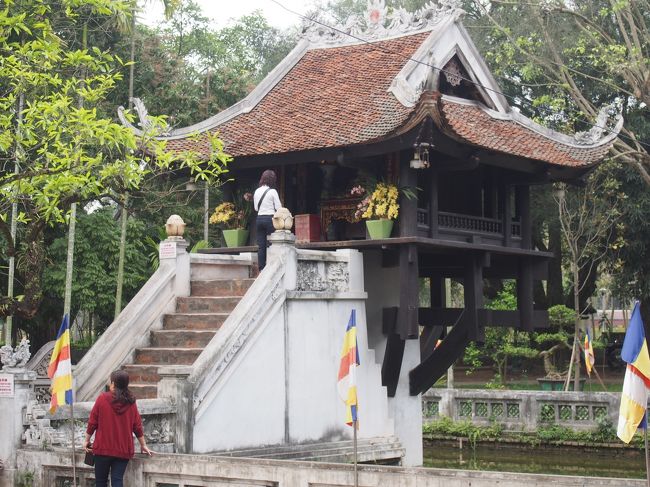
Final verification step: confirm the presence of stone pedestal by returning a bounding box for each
[158,366,192,453]
[159,237,190,298]
[0,370,36,487]
[268,231,297,291]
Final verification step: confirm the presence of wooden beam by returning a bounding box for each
[421,276,445,359]
[518,257,534,332]
[398,244,419,339]
[516,185,532,250]
[409,317,469,395]
[501,184,512,247]
[381,307,404,397]
[464,253,485,343]
[429,169,439,238]
[399,159,418,237]
[419,308,534,329]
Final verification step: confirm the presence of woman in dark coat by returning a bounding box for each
[84,370,152,487]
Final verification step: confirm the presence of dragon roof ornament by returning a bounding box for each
[573,103,624,145]
[301,0,464,45]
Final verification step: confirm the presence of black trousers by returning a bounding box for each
[256,215,275,270]
[94,455,129,487]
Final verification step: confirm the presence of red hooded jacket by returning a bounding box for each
[86,391,144,459]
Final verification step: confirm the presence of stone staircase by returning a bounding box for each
[124,276,255,399]
[214,436,405,464]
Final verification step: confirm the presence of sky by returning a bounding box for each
[141,0,316,30]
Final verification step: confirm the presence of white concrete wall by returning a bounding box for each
[192,309,287,452]
[362,249,424,466]
[286,299,393,443]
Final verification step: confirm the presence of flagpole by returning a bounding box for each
[645,427,650,487]
[353,420,358,487]
[71,402,77,487]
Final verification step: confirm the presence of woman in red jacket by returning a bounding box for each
[84,370,153,486]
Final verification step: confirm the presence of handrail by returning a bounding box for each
[74,265,177,401]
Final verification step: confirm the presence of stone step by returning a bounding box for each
[163,313,228,330]
[122,364,160,384]
[134,347,202,365]
[219,437,401,458]
[130,383,158,400]
[261,443,403,461]
[151,329,216,348]
[176,296,241,313]
[191,279,255,297]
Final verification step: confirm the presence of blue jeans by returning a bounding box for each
[94,455,129,487]
[256,215,275,270]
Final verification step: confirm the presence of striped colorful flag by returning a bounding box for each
[617,302,650,443]
[337,310,359,427]
[47,315,73,414]
[584,328,595,376]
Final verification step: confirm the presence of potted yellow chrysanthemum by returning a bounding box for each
[351,182,399,239]
[209,192,253,247]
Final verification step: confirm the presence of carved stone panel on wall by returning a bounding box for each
[297,261,349,293]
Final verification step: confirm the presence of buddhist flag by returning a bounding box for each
[617,302,650,443]
[584,328,595,376]
[47,314,73,414]
[337,310,359,427]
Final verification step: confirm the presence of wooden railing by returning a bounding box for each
[438,211,503,234]
[416,208,523,240]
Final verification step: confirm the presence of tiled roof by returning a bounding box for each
[438,101,611,167]
[165,34,426,158]
[163,32,614,168]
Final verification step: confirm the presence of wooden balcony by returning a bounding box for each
[417,208,523,247]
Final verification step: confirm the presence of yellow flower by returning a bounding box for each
[362,183,400,220]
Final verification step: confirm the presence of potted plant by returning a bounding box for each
[209,192,253,247]
[351,182,400,239]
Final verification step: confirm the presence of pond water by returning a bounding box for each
[423,441,645,479]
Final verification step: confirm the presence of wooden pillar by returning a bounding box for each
[399,158,417,238]
[429,169,439,238]
[399,243,419,339]
[501,184,512,247]
[464,253,485,343]
[420,275,445,358]
[516,185,532,250]
[518,257,534,332]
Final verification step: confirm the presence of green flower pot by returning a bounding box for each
[366,219,394,239]
[223,229,249,248]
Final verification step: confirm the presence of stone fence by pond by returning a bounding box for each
[423,388,622,431]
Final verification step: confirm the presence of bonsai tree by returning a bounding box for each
[535,305,574,380]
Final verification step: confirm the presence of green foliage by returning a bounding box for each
[42,206,151,333]
[423,416,503,443]
[548,305,574,331]
[423,416,640,448]
[14,470,34,487]
[463,282,537,385]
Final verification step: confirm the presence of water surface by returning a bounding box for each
[423,441,644,479]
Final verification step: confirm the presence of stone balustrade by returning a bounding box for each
[422,388,622,431]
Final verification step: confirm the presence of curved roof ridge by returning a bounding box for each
[440,94,624,149]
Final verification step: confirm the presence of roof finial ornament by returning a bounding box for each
[574,103,624,145]
[301,0,464,46]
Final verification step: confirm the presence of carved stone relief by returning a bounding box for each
[297,261,350,292]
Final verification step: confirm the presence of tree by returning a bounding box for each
[0,0,230,341]
[555,169,621,390]
[475,0,650,330]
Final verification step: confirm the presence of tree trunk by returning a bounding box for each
[572,262,581,391]
[547,220,564,305]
